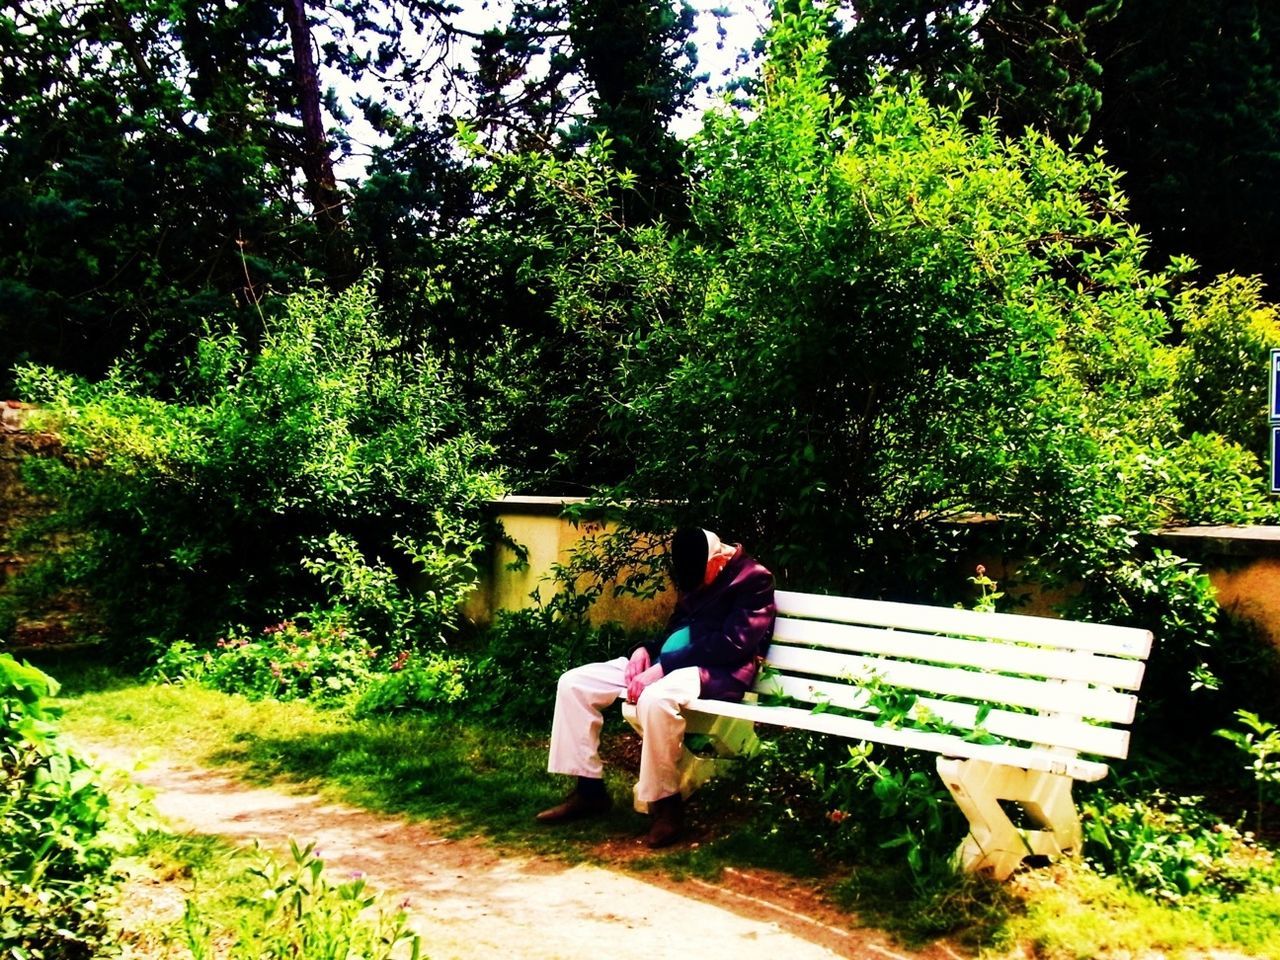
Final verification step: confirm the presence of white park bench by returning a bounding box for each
[623,589,1154,880]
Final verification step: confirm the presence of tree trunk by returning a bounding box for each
[282,0,353,281]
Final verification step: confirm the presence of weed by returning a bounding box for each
[1216,709,1280,835]
[181,839,420,960]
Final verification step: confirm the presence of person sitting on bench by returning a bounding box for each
[536,527,776,847]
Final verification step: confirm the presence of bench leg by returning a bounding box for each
[936,757,1082,881]
[621,704,759,812]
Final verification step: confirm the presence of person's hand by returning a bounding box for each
[624,647,651,684]
[626,662,664,703]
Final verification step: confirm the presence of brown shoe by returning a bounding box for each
[536,789,612,824]
[645,793,684,848]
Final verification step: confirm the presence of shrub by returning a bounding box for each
[464,609,626,727]
[181,840,420,960]
[151,614,379,706]
[1081,789,1276,902]
[353,651,473,718]
[1175,275,1280,463]
[13,279,503,655]
[469,6,1278,733]
[0,654,123,958]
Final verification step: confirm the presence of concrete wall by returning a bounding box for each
[462,497,674,633]
[1153,526,1280,649]
[465,504,1280,652]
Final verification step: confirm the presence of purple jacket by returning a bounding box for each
[639,546,776,701]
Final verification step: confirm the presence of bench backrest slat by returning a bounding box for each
[769,674,1131,758]
[773,617,1146,690]
[701,696,1113,781]
[766,642,1138,724]
[775,590,1153,659]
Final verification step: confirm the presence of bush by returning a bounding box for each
[1081,789,1276,902]
[13,279,503,655]
[1175,275,1280,463]
[467,6,1278,734]
[152,614,379,706]
[464,609,627,727]
[352,651,473,718]
[0,654,124,958]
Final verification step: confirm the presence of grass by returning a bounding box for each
[38,651,1280,959]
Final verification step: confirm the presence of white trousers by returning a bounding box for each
[548,657,702,804]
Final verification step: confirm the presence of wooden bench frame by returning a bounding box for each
[622,589,1153,880]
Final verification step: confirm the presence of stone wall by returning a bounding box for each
[0,402,77,648]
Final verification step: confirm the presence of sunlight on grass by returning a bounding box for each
[992,863,1280,960]
[57,669,629,859]
[50,663,1280,960]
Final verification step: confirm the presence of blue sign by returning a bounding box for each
[1273,426,1280,494]
[1272,348,1280,421]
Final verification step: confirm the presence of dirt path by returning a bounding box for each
[80,741,969,960]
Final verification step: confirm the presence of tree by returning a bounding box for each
[0,0,343,391]
[825,0,1118,142]
[0,0,707,396]
[346,0,704,444]
[1090,0,1280,290]
[283,0,353,280]
[564,0,700,222]
[477,3,1277,595]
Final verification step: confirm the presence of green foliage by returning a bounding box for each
[832,742,960,889]
[967,565,1003,614]
[13,279,503,654]
[1175,276,1280,463]
[1081,789,1275,903]
[151,615,379,707]
[482,3,1278,628]
[825,0,1117,141]
[352,651,473,718]
[721,727,962,892]
[0,0,330,391]
[1091,0,1280,289]
[180,839,420,960]
[303,530,482,656]
[0,655,123,958]
[1216,709,1280,836]
[465,609,626,727]
[562,0,700,222]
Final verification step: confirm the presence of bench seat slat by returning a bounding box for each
[686,698,1112,781]
[769,674,1131,758]
[766,643,1138,724]
[775,591,1153,659]
[773,617,1147,690]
